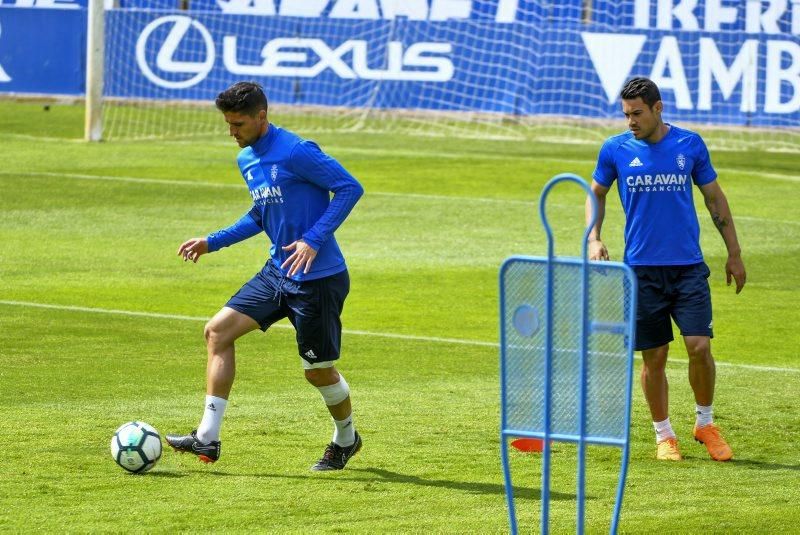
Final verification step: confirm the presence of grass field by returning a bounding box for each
[1,101,799,533]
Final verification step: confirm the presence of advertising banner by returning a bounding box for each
[108,7,799,126]
[0,0,85,7]
[0,8,86,94]
[2,1,798,127]
[185,0,583,23]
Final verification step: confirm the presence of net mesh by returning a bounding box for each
[98,2,800,151]
[501,258,634,442]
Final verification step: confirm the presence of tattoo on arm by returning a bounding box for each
[711,212,728,234]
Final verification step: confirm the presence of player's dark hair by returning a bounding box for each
[620,77,661,108]
[215,81,268,116]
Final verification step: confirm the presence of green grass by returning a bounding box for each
[1,101,799,533]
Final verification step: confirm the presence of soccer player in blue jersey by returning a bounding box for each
[166,82,364,471]
[587,77,746,462]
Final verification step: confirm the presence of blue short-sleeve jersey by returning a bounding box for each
[592,124,717,266]
[207,125,363,281]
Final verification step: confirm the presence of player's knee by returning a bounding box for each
[204,320,229,349]
[686,337,711,360]
[304,367,339,387]
[642,345,669,370]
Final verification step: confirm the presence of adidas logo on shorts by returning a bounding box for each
[305,349,317,360]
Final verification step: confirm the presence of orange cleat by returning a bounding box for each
[693,423,733,461]
[656,437,683,461]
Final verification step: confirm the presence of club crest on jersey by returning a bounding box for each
[270,164,278,182]
[676,154,686,170]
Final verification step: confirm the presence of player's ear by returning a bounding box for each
[653,100,663,115]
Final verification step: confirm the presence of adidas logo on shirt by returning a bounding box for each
[629,157,644,167]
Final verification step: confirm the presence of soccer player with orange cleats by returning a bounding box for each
[693,423,733,461]
[656,437,683,461]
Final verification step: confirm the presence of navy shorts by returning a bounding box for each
[225,261,350,366]
[633,262,713,351]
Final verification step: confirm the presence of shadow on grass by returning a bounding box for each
[667,454,800,471]
[728,458,800,471]
[194,467,576,501]
[350,467,576,501]
[146,471,188,478]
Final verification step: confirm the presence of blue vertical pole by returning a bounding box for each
[501,438,518,534]
[538,180,559,535]
[577,177,597,534]
[499,265,518,534]
[611,273,636,534]
[575,229,590,534]
[540,174,597,535]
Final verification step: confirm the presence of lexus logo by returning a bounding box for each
[135,15,214,89]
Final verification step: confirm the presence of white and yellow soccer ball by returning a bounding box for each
[110,421,162,474]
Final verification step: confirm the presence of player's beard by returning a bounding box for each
[237,133,257,147]
[632,124,655,140]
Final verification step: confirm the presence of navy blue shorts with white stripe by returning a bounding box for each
[633,262,713,351]
[225,261,350,366]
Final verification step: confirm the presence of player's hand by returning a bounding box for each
[588,239,609,261]
[281,239,318,277]
[726,253,746,294]
[177,237,208,263]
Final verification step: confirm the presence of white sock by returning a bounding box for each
[695,404,713,428]
[196,395,227,443]
[654,417,676,443]
[332,414,355,447]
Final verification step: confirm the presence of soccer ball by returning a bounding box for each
[110,421,162,474]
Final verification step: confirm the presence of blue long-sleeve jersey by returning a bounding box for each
[207,125,363,281]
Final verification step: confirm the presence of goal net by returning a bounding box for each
[101,1,800,151]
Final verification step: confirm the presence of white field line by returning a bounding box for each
[5,130,800,167]
[323,146,800,185]
[324,146,800,184]
[1,299,797,374]
[0,300,496,348]
[9,130,799,154]
[326,147,800,182]
[10,171,238,190]
[3,133,86,143]
[5,170,800,224]
[6,144,800,184]
[9,171,534,206]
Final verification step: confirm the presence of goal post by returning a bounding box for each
[84,0,104,142]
